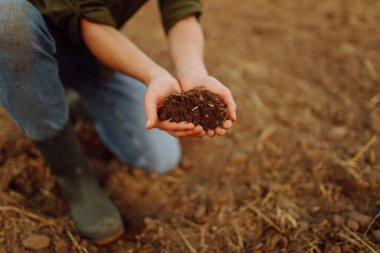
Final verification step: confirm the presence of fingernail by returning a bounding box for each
[146,119,151,129]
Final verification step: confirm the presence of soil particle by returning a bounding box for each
[370,117,380,133]
[348,212,371,228]
[230,152,248,164]
[21,234,50,250]
[326,245,341,253]
[372,230,380,242]
[346,219,359,231]
[332,214,344,226]
[144,217,158,231]
[10,246,25,253]
[276,109,291,125]
[54,240,69,253]
[341,244,353,253]
[194,205,207,220]
[157,89,229,130]
[327,126,348,141]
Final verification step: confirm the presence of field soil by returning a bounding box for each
[158,89,229,130]
[1,0,380,252]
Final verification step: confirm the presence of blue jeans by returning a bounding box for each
[0,0,180,173]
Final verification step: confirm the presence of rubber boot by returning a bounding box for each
[33,123,124,245]
[65,89,93,124]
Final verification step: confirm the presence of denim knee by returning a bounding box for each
[115,131,181,174]
[0,0,55,56]
[0,0,67,141]
[140,132,181,174]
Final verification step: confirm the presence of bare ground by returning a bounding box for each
[1,0,380,252]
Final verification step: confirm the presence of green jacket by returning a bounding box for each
[28,0,202,45]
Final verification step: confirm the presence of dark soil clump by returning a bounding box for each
[157,89,229,130]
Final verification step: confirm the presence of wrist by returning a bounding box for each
[176,65,208,81]
[145,65,172,85]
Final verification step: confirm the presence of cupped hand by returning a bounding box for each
[179,74,237,137]
[144,74,201,137]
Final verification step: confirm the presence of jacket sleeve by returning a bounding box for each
[158,0,202,33]
[44,0,116,45]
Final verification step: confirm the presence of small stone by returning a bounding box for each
[54,240,68,253]
[347,219,359,231]
[333,215,344,226]
[230,152,248,164]
[195,205,206,220]
[276,109,291,125]
[327,126,348,141]
[144,217,157,231]
[372,229,380,241]
[22,234,50,250]
[10,247,25,253]
[55,224,64,235]
[326,245,341,253]
[180,157,191,169]
[348,212,372,228]
[370,117,380,133]
[341,244,353,253]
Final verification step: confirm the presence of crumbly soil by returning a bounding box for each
[158,89,229,130]
[1,0,380,252]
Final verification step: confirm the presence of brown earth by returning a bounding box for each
[1,0,380,252]
[158,89,229,130]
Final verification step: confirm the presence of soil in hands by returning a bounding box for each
[157,89,230,130]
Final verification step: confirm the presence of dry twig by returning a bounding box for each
[256,125,277,152]
[177,228,198,253]
[66,229,88,253]
[340,225,378,253]
[0,205,54,225]
[364,58,378,81]
[365,211,380,235]
[200,225,206,250]
[232,220,244,250]
[336,136,377,187]
[247,204,285,234]
[368,93,380,109]
[350,136,377,165]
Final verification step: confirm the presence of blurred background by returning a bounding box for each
[1,0,380,252]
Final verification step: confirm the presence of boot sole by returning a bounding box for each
[93,228,125,246]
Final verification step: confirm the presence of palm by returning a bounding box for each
[144,75,196,136]
[179,75,237,137]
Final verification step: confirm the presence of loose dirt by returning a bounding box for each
[1,0,380,252]
[158,89,229,130]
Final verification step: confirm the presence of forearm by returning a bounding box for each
[168,16,237,124]
[81,19,169,84]
[168,16,207,79]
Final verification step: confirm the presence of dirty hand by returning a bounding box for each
[179,74,237,137]
[144,74,199,137]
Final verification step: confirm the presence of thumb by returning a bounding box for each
[144,90,158,129]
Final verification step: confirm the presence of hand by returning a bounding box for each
[144,74,204,137]
[179,74,237,137]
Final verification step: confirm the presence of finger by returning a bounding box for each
[198,130,207,137]
[223,120,233,129]
[168,129,195,138]
[171,126,202,138]
[189,127,205,137]
[144,90,158,129]
[192,125,203,135]
[156,121,195,131]
[207,129,216,137]
[215,127,226,136]
[220,89,237,121]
